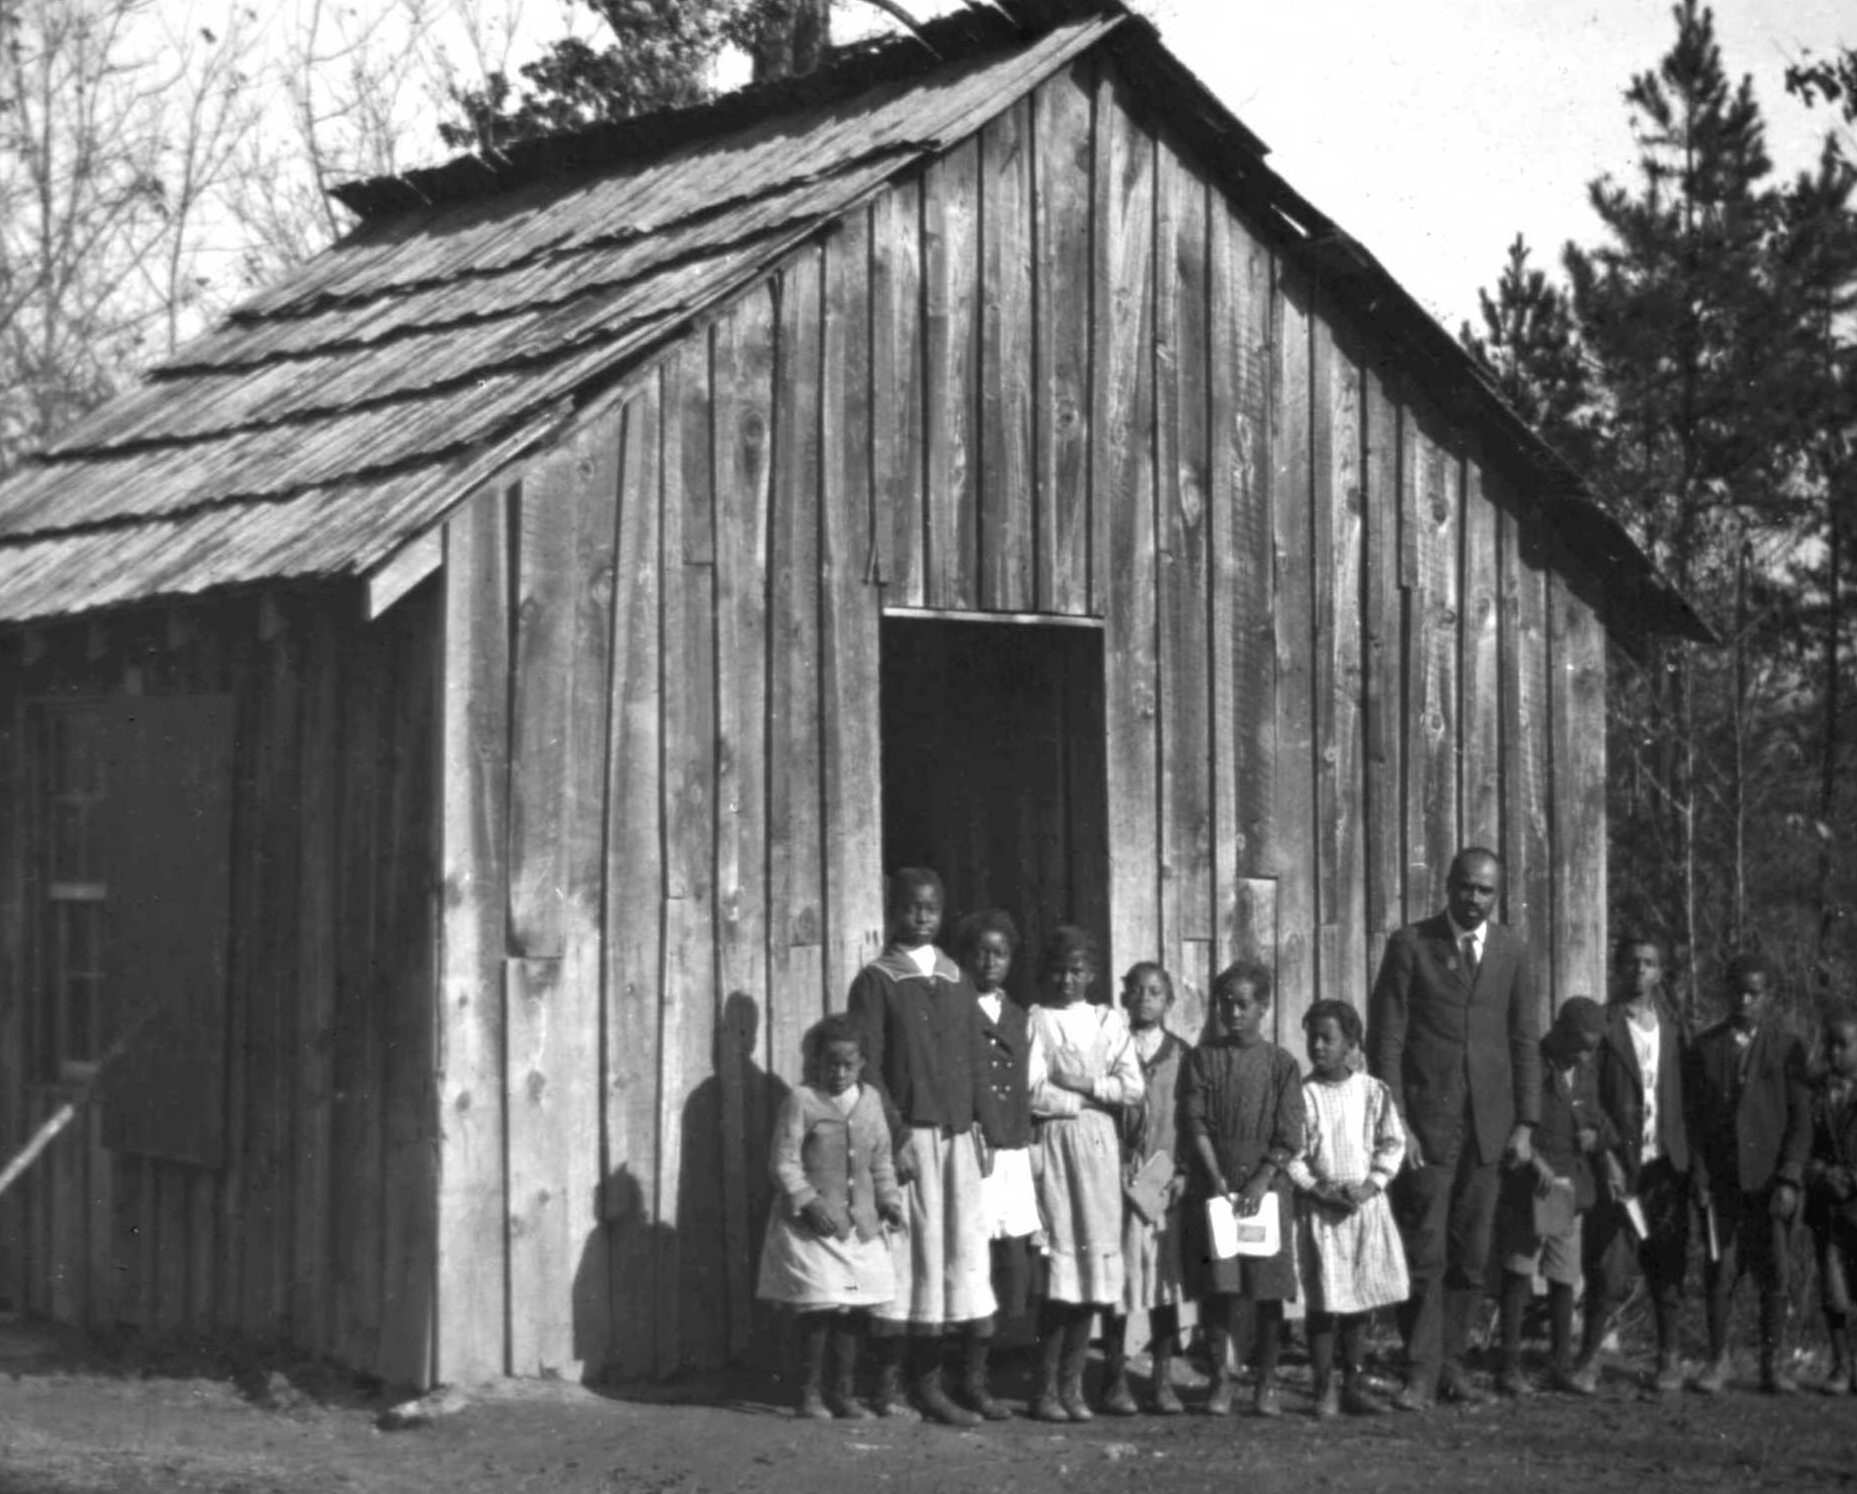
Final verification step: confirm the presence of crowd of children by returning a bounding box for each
[756,868,1857,1422]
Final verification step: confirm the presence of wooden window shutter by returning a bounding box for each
[98,694,235,1170]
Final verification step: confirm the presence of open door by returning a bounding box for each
[879,617,1109,1006]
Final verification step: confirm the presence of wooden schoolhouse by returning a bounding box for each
[0,0,1706,1390]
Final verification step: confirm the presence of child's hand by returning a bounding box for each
[1531,1156,1556,1200]
[800,1198,839,1239]
[1770,1183,1799,1222]
[1234,1172,1271,1217]
[893,1145,919,1187]
[1830,1166,1855,1201]
[1576,1124,1599,1153]
[879,1198,906,1229]
[1341,1180,1379,1209]
[1164,1174,1187,1208]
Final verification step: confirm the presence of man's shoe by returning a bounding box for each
[1759,1359,1798,1395]
[1253,1380,1282,1418]
[1693,1354,1729,1395]
[1392,1381,1435,1413]
[1651,1358,1685,1395]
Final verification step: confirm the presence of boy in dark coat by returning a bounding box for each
[1687,952,1811,1393]
[1806,1007,1857,1393]
[1578,932,1694,1394]
[1495,996,1614,1397]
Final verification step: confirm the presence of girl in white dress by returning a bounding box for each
[1027,926,1144,1421]
[1285,998,1410,1420]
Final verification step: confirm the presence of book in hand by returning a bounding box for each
[1124,1151,1175,1226]
[1206,1191,1280,1259]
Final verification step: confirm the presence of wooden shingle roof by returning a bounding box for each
[0,0,1709,641]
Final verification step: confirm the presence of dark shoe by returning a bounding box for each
[1392,1382,1435,1413]
[1694,1354,1729,1395]
[917,1364,982,1427]
[962,1341,1013,1421]
[1059,1322,1093,1421]
[797,1386,832,1421]
[1150,1353,1185,1415]
[1650,1358,1685,1396]
[1495,1369,1537,1399]
[1822,1363,1854,1395]
[874,1358,920,1420]
[1101,1370,1138,1417]
[1205,1376,1234,1416]
[1341,1381,1386,1416]
[1031,1393,1070,1422]
[1313,1378,1340,1421]
[1565,1354,1600,1396]
[1759,1360,1798,1395]
[1253,1380,1282,1418]
[1438,1370,1494,1407]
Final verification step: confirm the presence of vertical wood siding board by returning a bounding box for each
[1325,325,1367,1002]
[1361,364,1403,984]
[1271,272,1316,1044]
[85,1106,113,1327]
[437,488,513,1384]
[980,101,1036,612]
[48,1099,79,1322]
[1153,139,1179,966]
[1549,572,1606,1010]
[1097,77,1159,976]
[712,289,775,1362]
[1159,146,1213,945]
[1309,315,1337,998]
[187,1171,215,1331]
[1230,880,1281,1043]
[658,341,724,1374]
[291,614,340,1355]
[923,141,980,610]
[1087,61,1114,618]
[871,182,925,606]
[504,954,565,1375]
[252,627,304,1337]
[1462,457,1502,853]
[1207,205,1239,960]
[1426,435,1462,907]
[218,629,257,1337]
[822,213,886,1002]
[508,452,578,958]
[604,386,666,1382]
[1400,407,1432,925]
[0,683,19,1309]
[1034,61,1094,615]
[1229,220,1276,911]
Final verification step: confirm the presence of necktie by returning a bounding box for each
[1462,934,1480,982]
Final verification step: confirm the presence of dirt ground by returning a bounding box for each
[1,1312,1853,1494]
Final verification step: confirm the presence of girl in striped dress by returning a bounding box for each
[1285,998,1409,1419]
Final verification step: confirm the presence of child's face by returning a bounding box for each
[1827,1021,1857,1080]
[1047,950,1095,1006]
[1305,1015,1352,1077]
[818,1039,864,1096]
[1217,981,1268,1046]
[1616,942,1663,1003]
[968,930,1012,992]
[1728,968,1770,1030]
[894,886,943,948]
[1559,1027,1603,1069]
[1123,970,1172,1030]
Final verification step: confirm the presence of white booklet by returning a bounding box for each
[1207,1191,1280,1259]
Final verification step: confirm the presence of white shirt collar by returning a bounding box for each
[1447,915,1487,954]
[904,943,938,977]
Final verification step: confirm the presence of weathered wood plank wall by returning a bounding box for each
[1,588,440,1386]
[414,50,1609,1383]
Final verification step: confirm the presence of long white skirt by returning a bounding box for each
[756,1205,897,1310]
[877,1127,998,1327]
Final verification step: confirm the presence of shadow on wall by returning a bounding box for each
[574,991,790,1389]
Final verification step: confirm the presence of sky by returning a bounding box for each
[1099,0,1855,330]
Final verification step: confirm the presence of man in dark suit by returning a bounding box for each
[1687,951,1810,1393]
[1369,846,1540,1408]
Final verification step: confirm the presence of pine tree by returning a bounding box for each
[1459,234,1592,471]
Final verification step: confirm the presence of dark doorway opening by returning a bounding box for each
[879,617,1110,1008]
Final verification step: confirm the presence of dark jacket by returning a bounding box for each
[1686,1019,1810,1199]
[1593,999,1691,1192]
[1122,1028,1188,1170]
[1531,1044,1614,1210]
[848,945,1001,1144]
[977,993,1033,1150]
[1368,914,1540,1168]
[1805,1075,1857,1231]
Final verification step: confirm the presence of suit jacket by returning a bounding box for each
[1685,1019,1810,1199]
[1367,914,1540,1169]
[1593,999,1691,1192]
[977,993,1034,1150]
[1806,1075,1857,1230]
[769,1082,901,1242]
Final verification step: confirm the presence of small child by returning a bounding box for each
[756,1014,905,1419]
[1027,926,1145,1422]
[1285,998,1408,1420]
[1182,959,1306,1417]
[847,868,1003,1425]
[1686,951,1811,1393]
[1101,962,1188,1416]
[1806,1007,1857,1394]
[956,908,1037,1419]
[1493,996,1612,1397]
